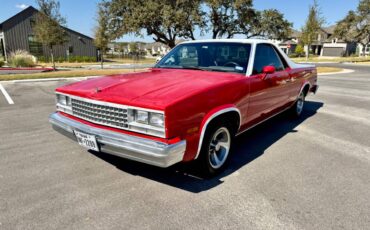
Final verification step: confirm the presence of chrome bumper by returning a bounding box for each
[49,112,186,167]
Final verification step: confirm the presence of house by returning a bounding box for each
[318,26,357,57]
[0,6,97,62]
[277,29,301,55]
[276,26,358,57]
[143,42,170,57]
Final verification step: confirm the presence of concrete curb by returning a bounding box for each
[318,69,354,76]
[0,76,100,84]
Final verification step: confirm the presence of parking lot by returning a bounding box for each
[0,63,369,229]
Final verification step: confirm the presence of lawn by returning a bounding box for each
[0,68,146,81]
[0,66,342,81]
[38,57,157,68]
[316,67,343,73]
[291,56,370,63]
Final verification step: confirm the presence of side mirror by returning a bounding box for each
[262,65,276,74]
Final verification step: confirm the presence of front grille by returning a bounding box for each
[71,98,128,129]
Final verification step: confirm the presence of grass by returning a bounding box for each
[0,66,343,81]
[317,67,343,73]
[291,56,370,63]
[0,68,146,81]
[38,57,157,68]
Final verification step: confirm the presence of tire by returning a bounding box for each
[289,91,305,118]
[197,121,235,177]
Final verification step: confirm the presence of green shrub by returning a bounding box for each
[8,50,36,67]
[0,60,4,67]
[56,56,66,63]
[289,53,300,58]
[295,45,305,57]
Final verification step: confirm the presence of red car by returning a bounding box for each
[50,39,318,176]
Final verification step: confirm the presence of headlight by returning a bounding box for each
[57,94,71,106]
[149,113,164,127]
[135,110,149,124]
[129,109,165,137]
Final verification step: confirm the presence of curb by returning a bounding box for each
[318,69,354,76]
[1,76,100,84]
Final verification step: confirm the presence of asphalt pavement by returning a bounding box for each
[0,63,369,229]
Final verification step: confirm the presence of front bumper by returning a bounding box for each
[49,112,186,167]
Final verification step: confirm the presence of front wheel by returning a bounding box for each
[197,122,234,177]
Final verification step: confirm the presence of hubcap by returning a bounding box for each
[296,93,305,115]
[208,127,231,169]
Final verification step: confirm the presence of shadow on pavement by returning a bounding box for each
[91,101,324,193]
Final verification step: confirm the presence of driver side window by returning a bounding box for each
[253,44,284,74]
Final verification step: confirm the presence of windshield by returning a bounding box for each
[155,42,251,74]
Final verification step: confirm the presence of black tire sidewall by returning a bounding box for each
[198,120,234,177]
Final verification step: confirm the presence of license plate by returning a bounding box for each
[74,130,99,151]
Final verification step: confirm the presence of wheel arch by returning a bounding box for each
[299,81,311,97]
[195,105,241,159]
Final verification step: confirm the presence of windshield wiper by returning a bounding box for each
[180,66,206,71]
[156,65,206,71]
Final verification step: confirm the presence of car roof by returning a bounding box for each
[181,39,275,45]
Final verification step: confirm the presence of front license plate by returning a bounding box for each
[74,130,99,151]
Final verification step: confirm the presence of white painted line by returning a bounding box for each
[0,83,14,104]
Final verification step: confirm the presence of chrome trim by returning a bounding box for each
[57,92,164,113]
[195,107,241,159]
[55,92,166,138]
[49,112,186,168]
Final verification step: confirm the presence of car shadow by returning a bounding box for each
[90,100,324,193]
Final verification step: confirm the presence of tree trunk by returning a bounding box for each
[50,46,56,71]
[100,50,104,69]
[306,44,310,61]
[168,40,176,49]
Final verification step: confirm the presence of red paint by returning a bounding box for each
[56,63,317,162]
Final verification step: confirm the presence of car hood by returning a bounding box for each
[56,68,243,110]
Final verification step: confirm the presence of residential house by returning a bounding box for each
[0,6,97,62]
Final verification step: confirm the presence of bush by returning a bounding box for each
[295,45,305,57]
[0,60,4,67]
[8,50,36,67]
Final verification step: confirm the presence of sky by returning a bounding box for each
[0,0,360,43]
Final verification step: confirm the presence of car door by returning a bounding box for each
[246,43,291,125]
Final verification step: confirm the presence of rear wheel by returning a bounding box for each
[197,121,234,177]
[290,91,305,118]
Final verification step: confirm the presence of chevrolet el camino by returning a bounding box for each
[49,39,318,176]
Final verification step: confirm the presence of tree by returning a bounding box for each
[300,0,325,60]
[295,44,305,57]
[94,1,111,69]
[129,42,138,54]
[107,0,204,48]
[204,0,255,39]
[203,1,292,39]
[33,0,68,70]
[335,0,370,56]
[105,0,292,46]
[248,9,292,40]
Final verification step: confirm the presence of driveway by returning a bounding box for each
[0,64,369,229]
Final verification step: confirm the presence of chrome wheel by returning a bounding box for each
[296,92,305,115]
[208,127,231,169]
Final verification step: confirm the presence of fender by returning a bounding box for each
[298,81,311,98]
[194,105,241,159]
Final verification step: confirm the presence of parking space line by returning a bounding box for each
[0,83,14,105]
